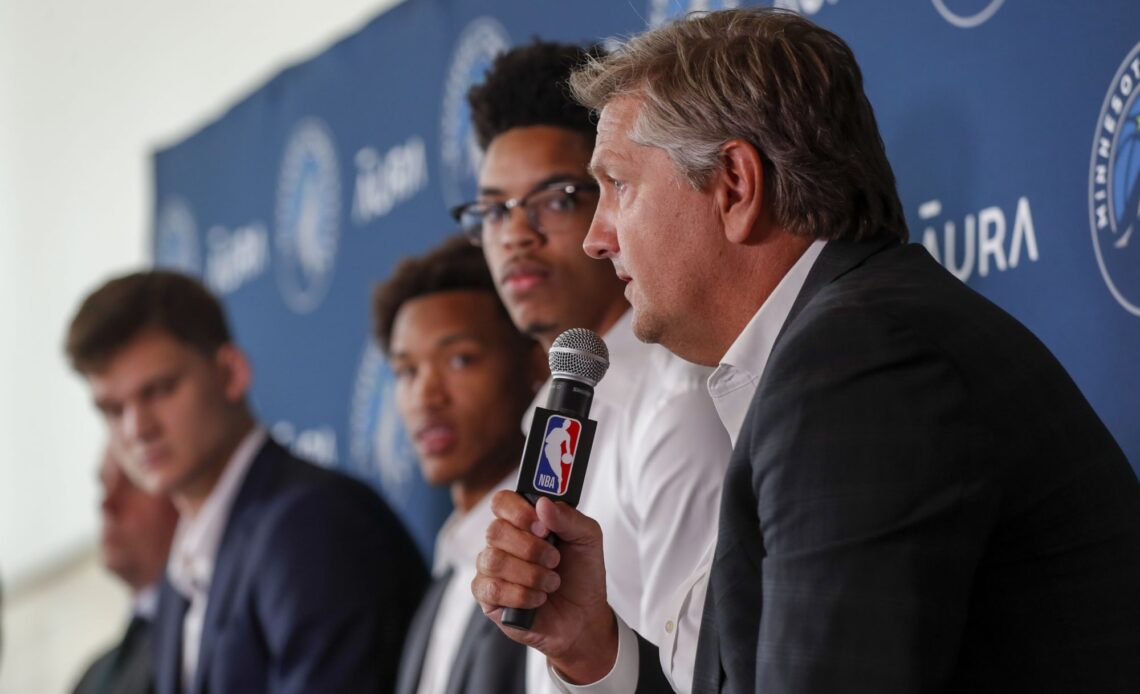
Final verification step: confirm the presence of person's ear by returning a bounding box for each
[215,344,252,402]
[713,139,765,245]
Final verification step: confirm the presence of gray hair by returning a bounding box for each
[569,8,907,242]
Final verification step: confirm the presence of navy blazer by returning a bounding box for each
[682,238,1140,693]
[153,438,428,694]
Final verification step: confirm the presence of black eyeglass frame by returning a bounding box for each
[449,181,601,246]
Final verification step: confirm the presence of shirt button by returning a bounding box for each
[665,620,675,634]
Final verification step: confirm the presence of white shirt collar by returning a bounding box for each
[707,240,827,446]
[132,584,160,620]
[167,426,267,601]
[431,470,516,577]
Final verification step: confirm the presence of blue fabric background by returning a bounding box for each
[153,0,1140,559]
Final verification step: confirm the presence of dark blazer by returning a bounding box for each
[395,581,527,694]
[680,238,1140,693]
[72,617,154,694]
[153,438,428,694]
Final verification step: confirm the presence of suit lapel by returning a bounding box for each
[777,237,898,347]
[693,236,899,693]
[395,569,455,694]
[153,581,188,694]
[442,605,492,694]
[189,440,279,694]
[116,618,157,694]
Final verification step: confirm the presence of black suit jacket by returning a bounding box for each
[395,586,526,694]
[153,438,428,694]
[73,617,154,694]
[678,238,1140,693]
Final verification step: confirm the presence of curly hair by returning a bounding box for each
[372,235,517,353]
[468,38,602,150]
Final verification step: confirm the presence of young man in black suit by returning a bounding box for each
[472,8,1140,693]
[374,236,546,694]
[66,271,427,694]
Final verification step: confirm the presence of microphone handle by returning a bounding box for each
[546,377,593,419]
[503,378,593,631]
[502,521,559,630]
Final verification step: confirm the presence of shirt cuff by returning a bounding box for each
[548,612,640,694]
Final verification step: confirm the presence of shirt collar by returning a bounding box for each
[432,470,516,576]
[167,426,267,601]
[707,240,826,443]
[132,584,160,620]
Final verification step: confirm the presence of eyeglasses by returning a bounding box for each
[450,181,600,246]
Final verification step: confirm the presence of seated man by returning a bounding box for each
[65,270,428,694]
[373,236,547,694]
[461,40,733,692]
[474,8,1140,694]
[73,445,179,694]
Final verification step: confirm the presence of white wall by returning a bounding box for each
[0,0,405,591]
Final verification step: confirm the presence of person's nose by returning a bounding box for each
[411,363,449,411]
[583,201,619,260]
[495,204,544,253]
[120,400,160,444]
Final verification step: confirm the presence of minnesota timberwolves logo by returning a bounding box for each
[647,0,741,27]
[348,341,419,509]
[533,415,582,496]
[154,196,200,275]
[275,118,341,314]
[440,17,510,209]
[931,0,1005,28]
[1089,43,1140,317]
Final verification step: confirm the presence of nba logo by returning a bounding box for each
[533,415,581,496]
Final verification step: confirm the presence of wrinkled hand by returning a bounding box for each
[471,491,618,684]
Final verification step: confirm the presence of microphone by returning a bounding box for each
[502,328,610,630]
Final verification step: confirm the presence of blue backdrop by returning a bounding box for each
[152,0,1140,560]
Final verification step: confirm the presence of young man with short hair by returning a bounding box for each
[66,270,427,694]
[459,40,734,692]
[373,236,546,694]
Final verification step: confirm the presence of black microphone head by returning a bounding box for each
[549,328,609,387]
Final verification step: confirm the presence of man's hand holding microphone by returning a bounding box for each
[471,329,622,685]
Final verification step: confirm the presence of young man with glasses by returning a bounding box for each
[457,40,733,692]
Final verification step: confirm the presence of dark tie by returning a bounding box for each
[96,615,150,694]
[395,568,455,694]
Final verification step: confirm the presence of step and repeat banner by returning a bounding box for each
[153,0,1140,559]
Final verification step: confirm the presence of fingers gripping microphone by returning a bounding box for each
[502,328,609,630]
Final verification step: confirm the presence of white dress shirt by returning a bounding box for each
[132,584,159,621]
[529,310,734,694]
[554,240,827,693]
[416,472,516,694]
[166,426,266,694]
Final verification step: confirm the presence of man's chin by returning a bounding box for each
[521,319,558,343]
[120,462,164,496]
[631,310,664,345]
